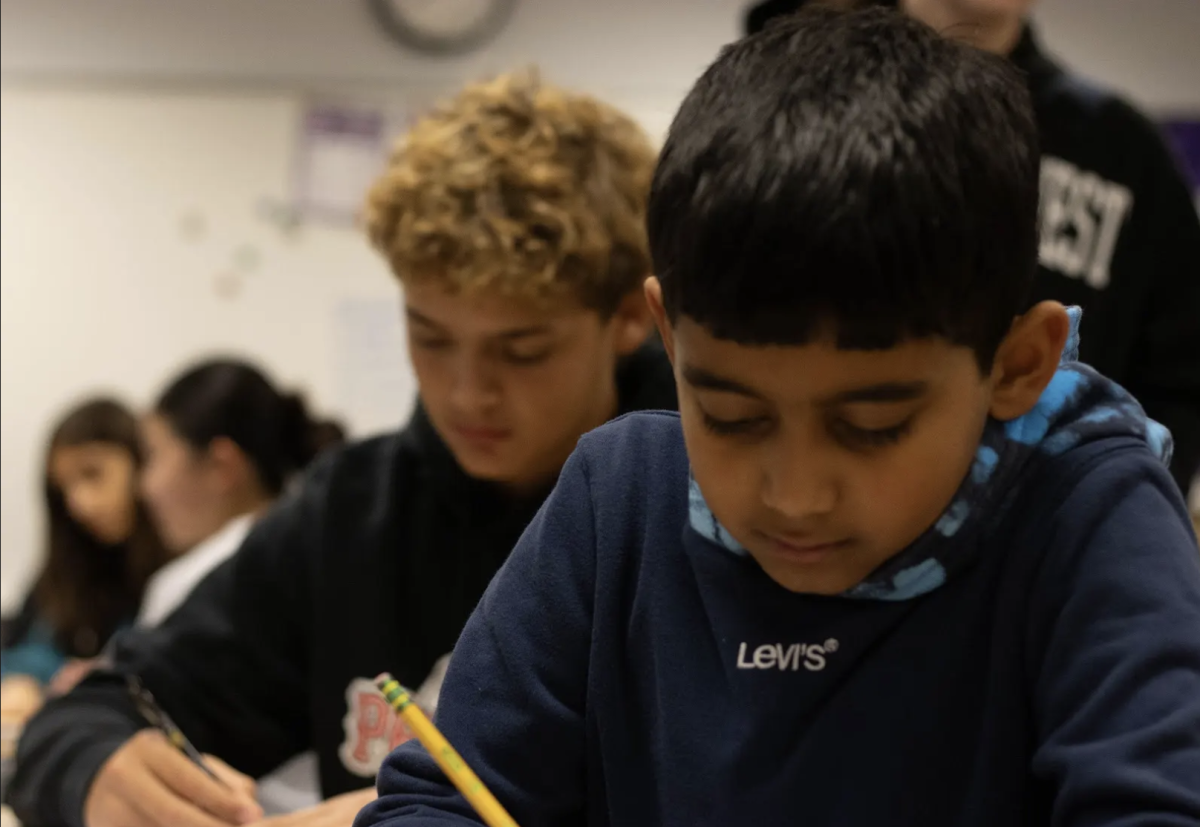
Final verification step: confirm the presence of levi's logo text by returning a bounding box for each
[736,639,840,672]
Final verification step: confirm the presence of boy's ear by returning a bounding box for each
[987,301,1071,421]
[644,277,675,363]
[610,281,656,356]
[205,437,251,491]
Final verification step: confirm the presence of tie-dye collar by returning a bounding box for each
[687,307,1174,601]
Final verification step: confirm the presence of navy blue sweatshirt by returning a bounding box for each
[361,366,1200,825]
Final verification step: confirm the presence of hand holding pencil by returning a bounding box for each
[84,730,261,827]
[375,673,521,827]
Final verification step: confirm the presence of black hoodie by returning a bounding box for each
[5,343,677,827]
[1011,27,1200,492]
[744,4,1200,492]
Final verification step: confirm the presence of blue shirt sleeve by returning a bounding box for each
[1030,461,1200,825]
[0,620,67,686]
[356,449,597,827]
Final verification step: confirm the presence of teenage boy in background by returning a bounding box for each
[747,0,1200,497]
[5,72,676,827]
[361,7,1200,826]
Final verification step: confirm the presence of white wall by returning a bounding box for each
[1,0,1197,610]
[0,87,422,609]
[1,0,1197,111]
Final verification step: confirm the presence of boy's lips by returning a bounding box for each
[761,533,851,564]
[451,424,512,446]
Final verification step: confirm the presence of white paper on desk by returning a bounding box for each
[334,298,417,436]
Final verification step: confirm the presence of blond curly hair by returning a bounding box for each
[365,71,658,315]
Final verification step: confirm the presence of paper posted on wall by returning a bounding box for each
[334,297,417,437]
[294,99,429,224]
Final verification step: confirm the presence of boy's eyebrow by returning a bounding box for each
[825,382,929,405]
[405,307,553,340]
[681,365,764,398]
[682,365,929,405]
[405,307,445,330]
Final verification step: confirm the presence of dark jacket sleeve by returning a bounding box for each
[356,449,597,827]
[4,453,336,827]
[1030,454,1200,825]
[1115,107,1200,492]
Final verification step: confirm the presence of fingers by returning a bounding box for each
[245,788,378,826]
[143,735,262,823]
[84,794,147,827]
[203,753,260,802]
[48,658,97,695]
[0,676,45,723]
[126,768,249,827]
[86,733,253,827]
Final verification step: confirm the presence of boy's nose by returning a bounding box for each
[760,451,838,521]
[449,355,502,413]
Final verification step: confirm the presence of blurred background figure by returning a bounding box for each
[135,357,344,814]
[136,358,345,627]
[0,399,169,725]
[136,355,345,624]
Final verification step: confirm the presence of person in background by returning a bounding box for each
[136,357,345,817]
[745,0,1200,496]
[6,71,677,827]
[0,399,169,727]
[136,358,345,629]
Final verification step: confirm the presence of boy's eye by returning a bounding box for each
[833,418,913,449]
[502,347,552,366]
[412,337,453,352]
[700,411,771,437]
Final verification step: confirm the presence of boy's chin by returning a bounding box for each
[748,548,876,596]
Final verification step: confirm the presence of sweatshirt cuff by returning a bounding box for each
[58,736,128,827]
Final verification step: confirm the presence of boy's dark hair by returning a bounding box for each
[745,0,809,36]
[650,6,1040,369]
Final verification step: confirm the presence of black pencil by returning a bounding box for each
[126,675,227,787]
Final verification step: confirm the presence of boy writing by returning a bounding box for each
[6,73,676,827]
[359,8,1200,826]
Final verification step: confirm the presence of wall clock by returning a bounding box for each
[367,0,518,56]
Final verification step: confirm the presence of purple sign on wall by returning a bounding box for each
[294,102,389,224]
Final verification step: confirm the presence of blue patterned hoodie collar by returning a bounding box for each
[687,307,1173,601]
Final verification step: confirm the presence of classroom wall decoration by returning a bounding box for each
[294,102,389,224]
[292,97,433,225]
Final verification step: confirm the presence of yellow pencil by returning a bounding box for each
[375,673,521,827]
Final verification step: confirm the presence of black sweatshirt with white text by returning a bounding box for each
[1012,27,1200,492]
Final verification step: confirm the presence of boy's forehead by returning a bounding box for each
[403,280,593,335]
[672,316,974,397]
